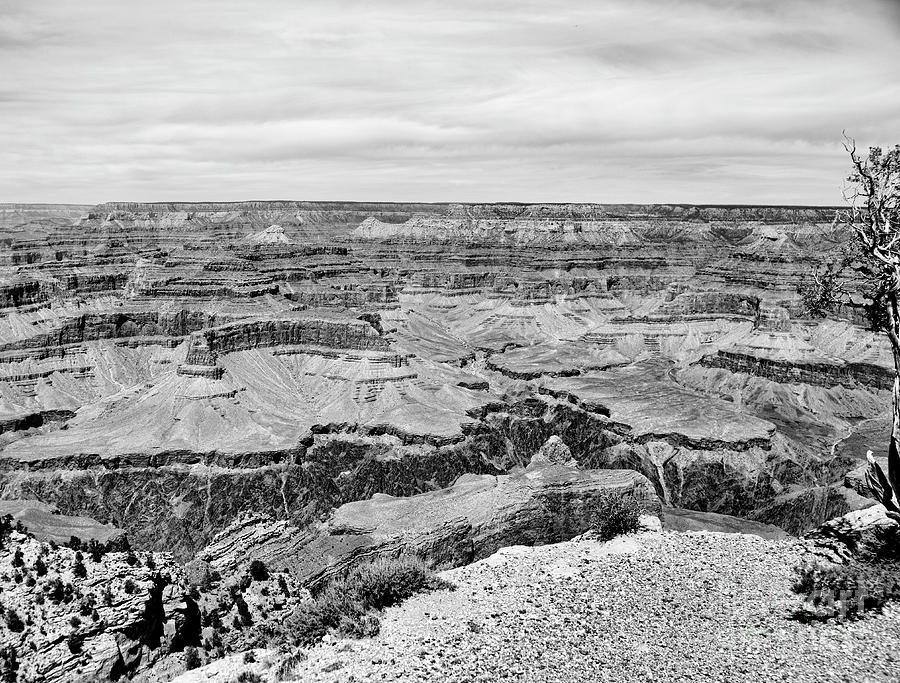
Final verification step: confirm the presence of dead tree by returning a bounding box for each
[807,135,900,520]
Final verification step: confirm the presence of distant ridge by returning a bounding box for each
[91,201,842,223]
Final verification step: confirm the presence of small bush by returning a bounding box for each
[590,493,641,541]
[184,646,201,671]
[125,551,138,567]
[273,652,307,681]
[285,555,451,646]
[67,633,82,654]
[33,558,47,577]
[791,559,900,622]
[4,611,23,633]
[123,579,136,594]
[11,550,23,568]
[243,651,256,664]
[47,578,65,604]
[249,559,268,582]
[69,616,81,628]
[72,561,87,579]
[284,603,330,646]
[235,672,262,683]
[329,555,452,612]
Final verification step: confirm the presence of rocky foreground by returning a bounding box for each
[192,529,900,683]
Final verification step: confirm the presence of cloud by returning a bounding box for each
[0,0,898,203]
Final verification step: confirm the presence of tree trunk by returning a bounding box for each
[887,292,900,508]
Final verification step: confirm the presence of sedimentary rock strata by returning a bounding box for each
[198,458,660,587]
[0,201,887,560]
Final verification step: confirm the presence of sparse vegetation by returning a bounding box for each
[284,555,452,647]
[184,645,202,671]
[4,610,24,633]
[791,558,900,622]
[235,672,262,683]
[590,492,641,541]
[249,559,268,582]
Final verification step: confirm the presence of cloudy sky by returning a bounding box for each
[1,0,898,205]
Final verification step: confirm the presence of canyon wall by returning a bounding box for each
[0,201,884,557]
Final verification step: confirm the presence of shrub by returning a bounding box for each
[273,652,308,681]
[47,578,65,604]
[235,672,262,683]
[87,540,104,563]
[249,560,268,582]
[0,645,18,683]
[144,554,155,570]
[285,555,451,646]
[243,651,256,664]
[331,555,451,612]
[69,616,81,628]
[184,645,201,671]
[72,561,87,579]
[125,551,138,567]
[33,558,47,577]
[11,550,23,568]
[66,633,82,654]
[4,611,23,633]
[284,603,330,646]
[791,559,900,622]
[123,579,136,594]
[590,493,641,541]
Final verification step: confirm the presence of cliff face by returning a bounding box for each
[0,527,199,682]
[0,201,884,562]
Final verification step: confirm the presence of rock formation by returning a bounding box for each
[0,201,885,559]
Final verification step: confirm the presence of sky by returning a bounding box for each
[1,0,898,205]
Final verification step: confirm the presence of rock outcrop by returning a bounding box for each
[198,460,659,588]
[0,530,199,682]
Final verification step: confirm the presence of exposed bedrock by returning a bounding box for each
[0,498,127,546]
[0,387,806,558]
[0,200,889,571]
[474,396,806,521]
[702,350,894,390]
[199,460,661,586]
[0,531,200,683]
[0,310,227,354]
[0,430,516,559]
[191,315,389,358]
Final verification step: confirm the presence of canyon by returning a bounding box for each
[0,200,895,680]
[0,201,886,562]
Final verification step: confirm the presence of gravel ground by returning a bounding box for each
[285,531,900,683]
